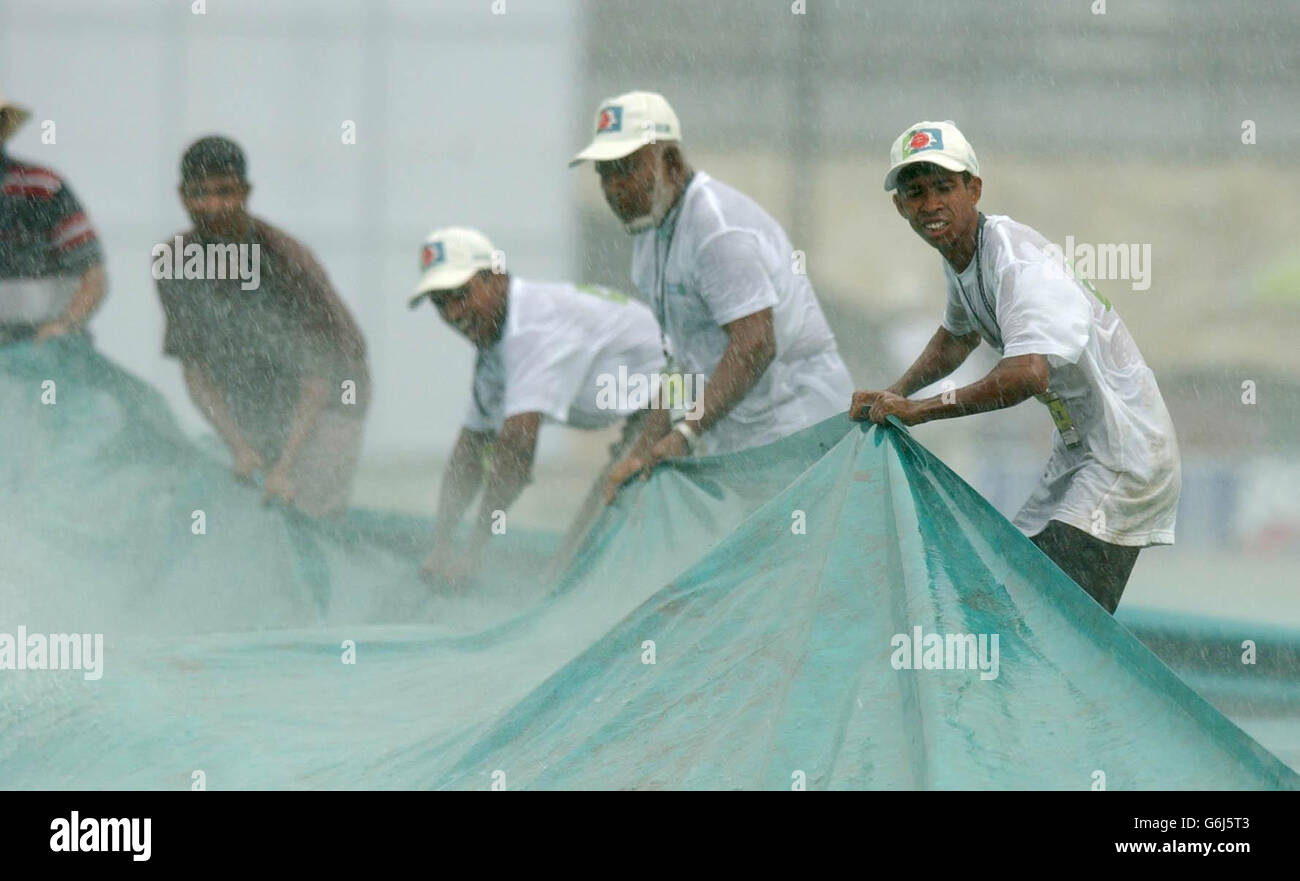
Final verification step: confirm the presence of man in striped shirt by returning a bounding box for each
[0,88,106,347]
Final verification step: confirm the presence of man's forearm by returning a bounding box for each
[469,441,533,551]
[465,414,539,554]
[432,432,488,549]
[276,376,331,470]
[473,470,529,542]
[183,364,254,456]
[684,338,774,434]
[630,407,672,459]
[915,357,1048,421]
[891,328,976,398]
[63,263,107,326]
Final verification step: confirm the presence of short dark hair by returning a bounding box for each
[897,162,973,188]
[181,135,247,184]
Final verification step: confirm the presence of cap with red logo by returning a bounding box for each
[569,90,681,168]
[883,120,980,191]
[409,226,497,306]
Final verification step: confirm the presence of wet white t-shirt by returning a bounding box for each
[629,171,853,454]
[940,213,1181,546]
[464,277,665,432]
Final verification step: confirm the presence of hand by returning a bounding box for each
[33,318,73,345]
[648,427,690,464]
[849,390,886,421]
[262,462,296,506]
[232,446,265,483]
[863,391,926,426]
[604,453,651,504]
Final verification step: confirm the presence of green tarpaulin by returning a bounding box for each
[1,338,1295,789]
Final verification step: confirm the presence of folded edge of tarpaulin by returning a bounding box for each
[437,417,1300,790]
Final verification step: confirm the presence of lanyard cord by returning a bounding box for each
[654,230,670,362]
[973,213,995,317]
[470,283,510,423]
[471,348,490,422]
[653,172,695,364]
[954,212,1000,345]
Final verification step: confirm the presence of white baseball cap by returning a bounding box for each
[883,121,980,191]
[0,87,32,142]
[569,90,681,168]
[410,226,497,306]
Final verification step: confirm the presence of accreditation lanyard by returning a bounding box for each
[652,172,694,367]
[471,348,492,423]
[954,213,1000,347]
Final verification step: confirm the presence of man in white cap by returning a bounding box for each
[850,120,1181,614]
[412,227,666,583]
[0,88,107,348]
[570,90,854,503]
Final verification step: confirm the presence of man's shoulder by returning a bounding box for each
[252,217,322,271]
[525,277,634,310]
[501,278,611,370]
[1,158,66,199]
[681,172,779,247]
[682,171,735,228]
[985,214,1052,250]
[504,277,566,334]
[984,214,1058,271]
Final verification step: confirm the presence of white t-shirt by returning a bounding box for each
[940,213,1181,546]
[629,171,854,454]
[464,277,665,432]
[0,278,77,323]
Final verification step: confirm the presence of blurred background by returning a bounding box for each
[3,0,1298,632]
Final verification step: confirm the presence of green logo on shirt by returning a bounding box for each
[1067,261,1112,311]
[576,284,629,305]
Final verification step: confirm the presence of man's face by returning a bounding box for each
[180,173,250,238]
[892,166,982,252]
[427,272,502,348]
[594,145,661,228]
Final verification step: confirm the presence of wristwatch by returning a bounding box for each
[671,419,701,453]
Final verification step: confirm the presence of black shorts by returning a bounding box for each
[1029,519,1141,615]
